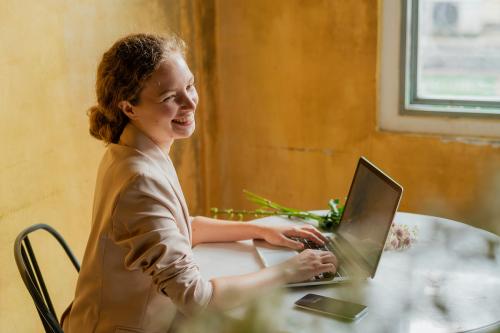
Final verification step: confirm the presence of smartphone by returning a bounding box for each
[294,293,367,321]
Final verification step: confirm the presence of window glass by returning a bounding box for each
[417,0,500,102]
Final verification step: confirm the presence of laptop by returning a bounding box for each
[254,157,403,287]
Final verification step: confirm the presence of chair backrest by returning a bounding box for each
[14,224,80,333]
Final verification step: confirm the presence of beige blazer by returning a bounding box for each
[63,124,213,333]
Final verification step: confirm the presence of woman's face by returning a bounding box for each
[127,52,198,148]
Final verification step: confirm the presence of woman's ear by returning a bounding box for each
[118,101,137,120]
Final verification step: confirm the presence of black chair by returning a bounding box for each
[14,224,80,333]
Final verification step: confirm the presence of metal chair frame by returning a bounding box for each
[14,224,80,333]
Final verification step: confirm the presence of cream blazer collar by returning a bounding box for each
[118,123,191,237]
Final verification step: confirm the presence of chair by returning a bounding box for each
[14,224,80,333]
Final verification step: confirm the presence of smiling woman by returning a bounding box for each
[87,33,191,147]
[63,33,337,333]
[117,51,198,154]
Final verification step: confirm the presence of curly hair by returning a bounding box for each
[88,33,186,144]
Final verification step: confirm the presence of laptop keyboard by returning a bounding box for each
[288,236,344,281]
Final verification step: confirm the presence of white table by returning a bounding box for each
[193,212,500,333]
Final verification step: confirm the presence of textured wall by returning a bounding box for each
[2,0,499,331]
[0,1,199,331]
[209,0,500,233]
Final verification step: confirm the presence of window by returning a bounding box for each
[404,0,500,115]
[379,0,500,138]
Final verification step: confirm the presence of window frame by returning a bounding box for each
[378,0,500,139]
[401,0,500,117]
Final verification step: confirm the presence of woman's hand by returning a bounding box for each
[259,225,328,250]
[280,249,338,284]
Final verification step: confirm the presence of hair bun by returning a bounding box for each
[88,105,111,142]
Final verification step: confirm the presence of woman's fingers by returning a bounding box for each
[280,235,304,250]
[314,250,336,261]
[320,252,338,267]
[284,250,338,283]
[292,229,324,245]
[315,263,336,274]
[309,250,337,272]
[300,225,328,242]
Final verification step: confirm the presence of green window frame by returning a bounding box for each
[401,0,500,118]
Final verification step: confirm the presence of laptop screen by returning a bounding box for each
[336,157,403,278]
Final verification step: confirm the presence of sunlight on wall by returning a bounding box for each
[1,0,498,332]
[0,1,185,331]
[210,0,500,235]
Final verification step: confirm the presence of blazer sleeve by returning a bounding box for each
[110,174,213,315]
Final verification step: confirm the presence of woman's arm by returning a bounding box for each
[209,264,286,309]
[191,215,326,248]
[208,249,337,310]
[191,216,264,246]
[191,216,337,309]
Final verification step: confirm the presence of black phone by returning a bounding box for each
[294,293,368,321]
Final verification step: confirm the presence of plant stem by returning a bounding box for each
[210,190,344,231]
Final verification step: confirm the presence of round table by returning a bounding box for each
[193,212,500,332]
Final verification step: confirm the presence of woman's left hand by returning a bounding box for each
[259,225,328,250]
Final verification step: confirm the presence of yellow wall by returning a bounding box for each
[0,1,201,331]
[207,0,500,234]
[1,0,499,332]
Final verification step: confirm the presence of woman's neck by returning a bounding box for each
[129,122,174,156]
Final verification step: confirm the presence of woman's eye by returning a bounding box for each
[162,95,175,102]
[187,83,195,90]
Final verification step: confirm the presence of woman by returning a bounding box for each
[63,33,337,333]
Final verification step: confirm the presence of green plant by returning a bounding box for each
[210,190,344,231]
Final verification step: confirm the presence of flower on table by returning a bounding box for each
[384,223,418,251]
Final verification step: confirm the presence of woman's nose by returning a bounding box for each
[180,90,197,109]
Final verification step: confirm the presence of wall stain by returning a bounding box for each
[257,144,335,156]
[0,149,56,174]
[0,189,62,221]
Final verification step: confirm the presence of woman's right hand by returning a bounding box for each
[280,249,338,284]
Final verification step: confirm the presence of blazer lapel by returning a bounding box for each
[118,124,192,240]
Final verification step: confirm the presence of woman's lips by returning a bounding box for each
[172,113,194,125]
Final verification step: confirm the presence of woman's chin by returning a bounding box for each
[172,121,196,139]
